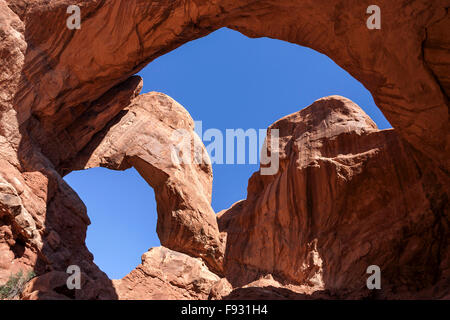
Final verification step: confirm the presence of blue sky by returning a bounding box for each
[64,28,391,280]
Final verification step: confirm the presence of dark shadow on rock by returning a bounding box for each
[7,10,136,299]
[223,286,330,300]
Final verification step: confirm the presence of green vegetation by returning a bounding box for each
[0,270,35,300]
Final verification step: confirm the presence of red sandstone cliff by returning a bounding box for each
[0,0,448,299]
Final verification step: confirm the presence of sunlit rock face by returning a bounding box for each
[219,96,447,299]
[69,89,224,275]
[0,0,448,299]
[112,246,221,300]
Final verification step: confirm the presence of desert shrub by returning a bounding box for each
[0,270,35,300]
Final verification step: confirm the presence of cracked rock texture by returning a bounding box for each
[0,0,448,299]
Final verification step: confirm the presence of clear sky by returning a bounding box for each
[64,28,391,280]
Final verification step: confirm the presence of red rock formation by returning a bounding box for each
[0,0,448,299]
[112,247,220,300]
[218,96,449,299]
[70,89,224,274]
[8,0,448,172]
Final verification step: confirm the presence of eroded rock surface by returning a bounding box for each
[70,89,224,274]
[0,0,448,299]
[113,246,220,300]
[7,0,448,173]
[218,96,449,299]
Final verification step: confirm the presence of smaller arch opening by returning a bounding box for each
[64,167,159,280]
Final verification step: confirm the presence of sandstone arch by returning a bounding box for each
[0,0,448,299]
[68,84,224,274]
[8,0,448,170]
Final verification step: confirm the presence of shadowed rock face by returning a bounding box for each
[0,0,448,299]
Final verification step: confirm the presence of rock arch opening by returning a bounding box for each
[1,1,447,300]
[61,26,393,289]
[64,167,159,279]
[136,27,392,213]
